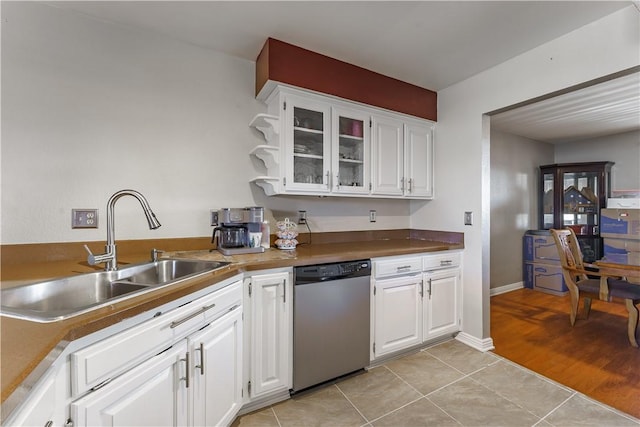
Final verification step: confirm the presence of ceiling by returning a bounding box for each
[43,1,639,141]
[490,71,640,143]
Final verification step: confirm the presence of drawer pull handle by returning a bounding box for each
[195,342,205,375]
[181,352,190,388]
[397,265,412,272]
[170,304,216,329]
[440,260,453,266]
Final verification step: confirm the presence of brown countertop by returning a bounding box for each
[1,231,463,408]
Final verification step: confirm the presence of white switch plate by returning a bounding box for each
[464,211,473,226]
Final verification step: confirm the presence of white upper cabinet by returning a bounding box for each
[250,85,434,199]
[284,95,332,193]
[371,115,404,196]
[404,122,435,199]
[332,106,370,195]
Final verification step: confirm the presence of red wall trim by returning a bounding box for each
[256,38,437,121]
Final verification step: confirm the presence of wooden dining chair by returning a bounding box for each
[550,228,640,347]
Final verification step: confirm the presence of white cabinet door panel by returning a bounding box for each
[250,272,290,398]
[424,268,460,339]
[71,343,188,427]
[190,307,243,427]
[371,116,404,196]
[405,122,434,199]
[373,275,422,357]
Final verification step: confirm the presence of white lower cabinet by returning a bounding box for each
[71,306,242,427]
[243,270,292,403]
[373,274,422,358]
[69,279,243,427]
[371,252,462,360]
[189,308,243,427]
[71,343,189,427]
[423,267,461,340]
[6,369,60,427]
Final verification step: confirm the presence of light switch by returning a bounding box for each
[464,211,473,226]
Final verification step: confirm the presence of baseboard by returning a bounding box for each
[490,281,524,296]
[455,332,495,352]
[238,389,291,415]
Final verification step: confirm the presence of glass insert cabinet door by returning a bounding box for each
[539,162,613,236]
[332,107,369,194]
[561,170,600,234]
[284,98,331,192]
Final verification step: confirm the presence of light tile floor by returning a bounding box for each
[233,339,640,427]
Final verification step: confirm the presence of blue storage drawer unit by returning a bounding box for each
[523,230,560,264]
[523,230,567,296]
[523,262,568,296]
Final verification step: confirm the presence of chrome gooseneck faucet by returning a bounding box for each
[84,189,161,271]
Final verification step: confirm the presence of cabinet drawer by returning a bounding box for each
[423,252,461,271]
[71,280,242,396]
[374,256,422,278]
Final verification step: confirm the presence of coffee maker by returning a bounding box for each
[211,207,265,255]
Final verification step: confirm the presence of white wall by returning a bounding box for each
[411,5,640,344]
[490,130,553,289]
[555,130,640,190]
[0,2,410,245]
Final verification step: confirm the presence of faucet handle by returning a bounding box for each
[84,244,98,265]
[151,248,165,262]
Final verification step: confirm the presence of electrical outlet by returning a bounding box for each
[298,210,307,224]
[369,210,377,222]
[72,209,98,228]
[210,210,219,226]
[464,211,473,226]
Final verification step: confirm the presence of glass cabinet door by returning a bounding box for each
[284,97,331,192]
[332,108,369,194]
[542,172,555,229]
[561,171,599,235]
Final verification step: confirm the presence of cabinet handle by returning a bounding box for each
[170,304,216,329]
[181,352,190,388]
[326,170,331,188]
[195,342,205,375]
[408,178,413,193]
[44,421,53,427]
[428,278,432,299]
[420,280,424,297]
[440,260,453,266]
[401,177,405,192]
[396,265,411,272]
[336,173,340,190]
[282,280,287,303]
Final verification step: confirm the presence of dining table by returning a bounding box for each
[595,259,640,281]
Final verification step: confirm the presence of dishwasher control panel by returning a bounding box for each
[295,260,371,284]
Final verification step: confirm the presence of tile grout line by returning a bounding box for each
[535,391,577,426]
[496,356,640,423]
[382,362,425,397]
[572,393,640,424]
[332,383,372,427]
[423,395,465,426]
[381,353,478,426]
[269,406,283,427]
[464,368,546,424]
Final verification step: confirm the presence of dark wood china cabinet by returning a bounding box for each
[539,161,613,262]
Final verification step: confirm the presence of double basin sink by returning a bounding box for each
[1,259,230,323]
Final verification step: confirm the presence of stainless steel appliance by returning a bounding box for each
[211,207,265,255]
[292,260,371,393]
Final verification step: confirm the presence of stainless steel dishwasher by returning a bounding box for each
[292,259,371,393]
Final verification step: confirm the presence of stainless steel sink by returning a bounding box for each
[1,259,230,322]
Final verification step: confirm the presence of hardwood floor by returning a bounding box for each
[491,288,640,419]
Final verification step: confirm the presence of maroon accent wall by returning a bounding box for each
[255,38,437,121]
